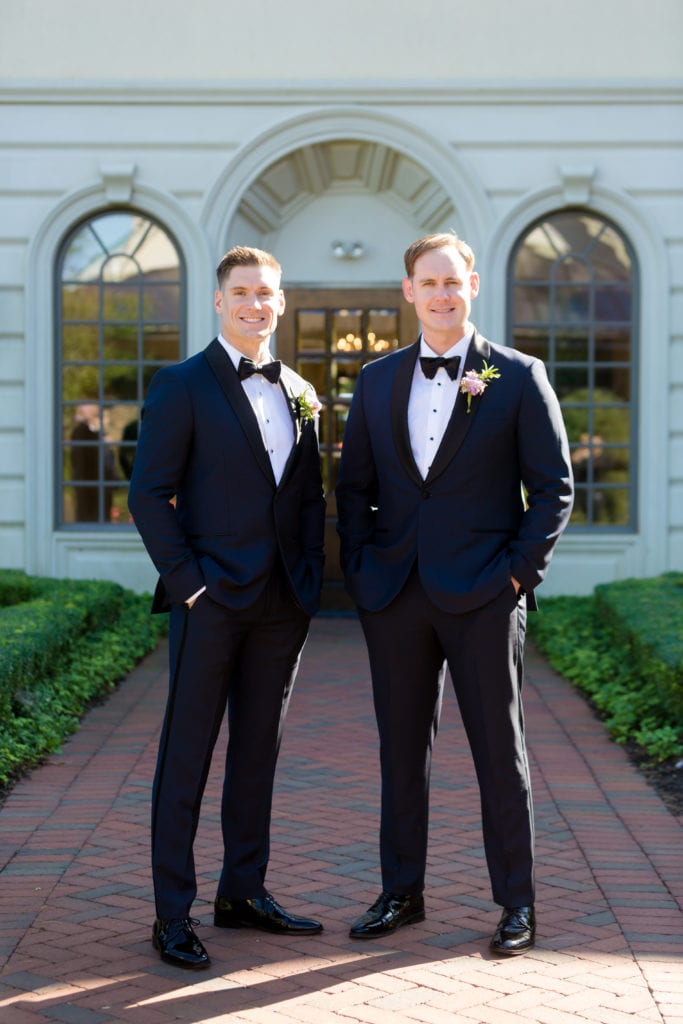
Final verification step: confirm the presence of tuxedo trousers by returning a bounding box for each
[358,567,534,908]
[151,571,310,920]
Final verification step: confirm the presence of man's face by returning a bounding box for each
[402,246,479,345]
[214,263,285,352]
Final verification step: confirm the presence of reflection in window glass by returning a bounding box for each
[509,209,637,530]
[295,306,399,496]
[58,210,185,526]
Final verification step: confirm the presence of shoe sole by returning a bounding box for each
[214,915,323,935]
[349,909,425,940]
[489,940,535,956]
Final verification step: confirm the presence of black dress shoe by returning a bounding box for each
[489,905,536,956]
[214,891,323,935]
[349,892,425,939]
[152,917,211,969]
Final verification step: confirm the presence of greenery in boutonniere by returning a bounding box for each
[293,387,322,426]
[459,361,501,413]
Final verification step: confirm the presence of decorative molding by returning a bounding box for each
[201,106,493,257]
[559,163,596,205]
[236,141,455,236]
[99,162,136,202]
[1,80,682,106]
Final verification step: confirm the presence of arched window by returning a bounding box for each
[56,210,185,527]
[508,209,637,530]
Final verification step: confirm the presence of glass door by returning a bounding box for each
[278,289,418,610]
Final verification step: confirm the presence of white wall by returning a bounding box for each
[0,74,681,591]
[2,0,682,82]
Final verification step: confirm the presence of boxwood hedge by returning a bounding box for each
[529,572,683,762]
[0,570,166,787]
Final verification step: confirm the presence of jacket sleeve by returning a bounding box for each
[335,370,379,570]
[509,358,574,592]
[127,367,205,605]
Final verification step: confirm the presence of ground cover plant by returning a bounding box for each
[0,570,166,790]
[528,572,683,813]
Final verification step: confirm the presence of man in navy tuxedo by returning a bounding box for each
[128,246,326,969]
[336,232,573,955]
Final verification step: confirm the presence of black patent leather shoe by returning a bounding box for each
[349,891,425,939]
[214,891,323,935]
[152,917,210,969]
[489,905,536,956]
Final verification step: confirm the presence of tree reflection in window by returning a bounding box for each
[509,210,637,530]
[57,210,185,526]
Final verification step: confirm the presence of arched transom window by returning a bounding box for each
[57,210,185,527]
[509,210,637,530]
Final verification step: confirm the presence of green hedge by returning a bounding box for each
[0,570,166,787]
[594,573,683,725]
[529,573,683,762]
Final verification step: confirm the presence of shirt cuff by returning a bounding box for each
[185,585,206,608]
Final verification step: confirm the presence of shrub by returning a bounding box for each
[594,573,683,726]
[0,571,166,787]
[528,574,683,763]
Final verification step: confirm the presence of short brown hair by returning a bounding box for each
[403,232,476,278]
[216,246,282,288]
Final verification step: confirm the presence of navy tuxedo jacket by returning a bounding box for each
[128,338,325,616]
[336,332,573,614]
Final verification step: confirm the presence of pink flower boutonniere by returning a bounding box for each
[293,387,322,427]
[459,361,501,413]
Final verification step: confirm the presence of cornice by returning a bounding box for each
[0,80,682,106]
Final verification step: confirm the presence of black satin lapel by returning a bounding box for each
[204,339,275,485]
[425,332,491,483]
[275,378,303,488]
[391,342,423,487]
[279,377,302,445]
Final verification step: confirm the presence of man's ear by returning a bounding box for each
[470,272,480,299]
[402,277,414,303]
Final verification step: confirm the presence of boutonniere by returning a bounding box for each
[459,361,501,413]
[292,387,322,427]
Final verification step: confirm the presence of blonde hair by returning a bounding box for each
[404,232,475,277]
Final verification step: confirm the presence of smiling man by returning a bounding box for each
[128,246,326,969]
[336,231,573,955]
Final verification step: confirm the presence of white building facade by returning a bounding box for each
[1,1,682,601]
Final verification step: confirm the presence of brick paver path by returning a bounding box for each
[1,617,681,1024]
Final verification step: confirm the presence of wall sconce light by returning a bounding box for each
[331,240,365,260]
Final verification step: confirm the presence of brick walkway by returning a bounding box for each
[0,617,681,1024]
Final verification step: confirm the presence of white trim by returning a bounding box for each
[24,178,213,578]
[2,81,682,106]
[480,180,671,580]
[201,107,493,259]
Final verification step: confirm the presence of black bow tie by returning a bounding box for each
[238,357,281,384]
[419,355,461,381]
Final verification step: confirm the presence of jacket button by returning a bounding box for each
[422,490,431,499]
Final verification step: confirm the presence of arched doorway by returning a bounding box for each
[214,128,486,608]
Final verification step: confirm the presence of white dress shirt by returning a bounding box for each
[407,330,473,479]
[218,334,294,485]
